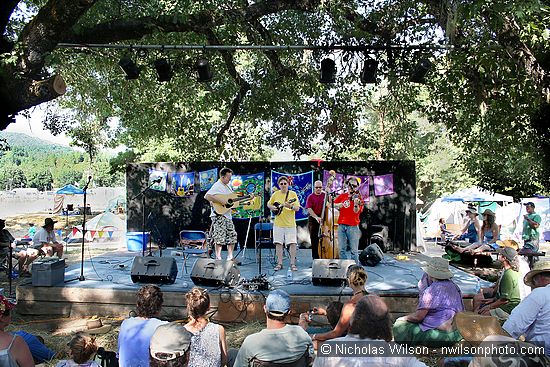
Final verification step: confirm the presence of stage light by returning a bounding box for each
[154,58,172,82]
[195,58,213,82]
[319,58,336,84]
[360,58,378,84]
[118,56,140,80]
[410,58,432,84]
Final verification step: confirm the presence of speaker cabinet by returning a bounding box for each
[312,259,356,286]
[190,259,240,287]
[131,256,178,284]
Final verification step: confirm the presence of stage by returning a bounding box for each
[15,246,488,323]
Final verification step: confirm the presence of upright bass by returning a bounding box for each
[318,172,340,259]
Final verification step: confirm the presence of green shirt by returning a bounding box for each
[497,268,521,314]
[522,213,541,241]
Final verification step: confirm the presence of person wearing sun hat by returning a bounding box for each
[522,201,542,252]
[231,289,312,367]
[32,217,64,258]
[454,206,481,244]
[0,295,34,367]
[503,260,550,356]
[393,257,464,347]
[0,218,39,277]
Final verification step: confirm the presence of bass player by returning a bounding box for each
[267,176,300,271]
[305,180,325,260]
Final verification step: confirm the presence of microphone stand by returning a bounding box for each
[130,179,160,257]
[78,177,91,281]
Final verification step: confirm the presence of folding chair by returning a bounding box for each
[179,230,208,273]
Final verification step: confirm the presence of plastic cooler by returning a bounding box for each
[126,231,150,252]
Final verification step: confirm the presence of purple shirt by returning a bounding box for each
[418,279,464,331]
[306,192,326,217]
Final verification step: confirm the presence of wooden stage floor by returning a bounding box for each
[16,247,487,323]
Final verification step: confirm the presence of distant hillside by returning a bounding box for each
[0,132,73,153]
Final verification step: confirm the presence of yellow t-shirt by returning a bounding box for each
[268,190,299,228]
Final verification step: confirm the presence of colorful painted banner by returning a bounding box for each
[171,172,195,197]
[271,170,313,221]
[149,169,168,192]
[373,174,395,196]
[353,175,370,203]
[199,168,218,191]
[322,170,344,194]
[230,172,265,219]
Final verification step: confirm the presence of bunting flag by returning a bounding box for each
[271,170,313,221]
[373,174,395,196]
[72,227,79,236]
[90,230,96,239]
[322,170,344,194]
[98,231,104,238]
[171,172,195,197]
[56,229,63,236]
[149,169,168,192]
[199,168,218,191]
[230,172,265,219]
[107,231,114,239]
[353,175,370,203]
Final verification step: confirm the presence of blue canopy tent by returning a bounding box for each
[55,184,85,226]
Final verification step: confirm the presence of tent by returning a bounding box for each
[56,184,84,195]
[420,198,468,237]
[67,211,125,242]
[441,186,513,203]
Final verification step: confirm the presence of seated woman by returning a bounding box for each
[184,288,227,367]
[452,207,481,245]
[299,265,367,348]
[55,333,99,367]
[460,209,500,255]
[0,295,34,367]
[473,247,521,319]
[393,257,464,347]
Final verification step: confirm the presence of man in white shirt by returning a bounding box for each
[204,167,238,260]
[32,218,64,258]
[503,260,550,356]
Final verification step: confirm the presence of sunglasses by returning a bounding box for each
[314,186,323,189]
[279,182,288,185]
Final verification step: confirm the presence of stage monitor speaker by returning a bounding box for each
[312,259,356,287]
[131,256,178,284]
[190,259,240,287]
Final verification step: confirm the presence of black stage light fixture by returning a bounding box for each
[195,58,213,82]
[320,58,336,84]
[410,58,432,84]
[360,58,378,84]
[118,56,140,80]
[154,58,172,82]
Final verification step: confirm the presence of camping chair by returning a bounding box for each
[179,230,208,273]
[250,349,311,367]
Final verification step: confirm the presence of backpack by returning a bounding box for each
[95,347,119,367]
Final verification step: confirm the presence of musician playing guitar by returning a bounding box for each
[267,176,300,272]
[332,176,364,264]
[204,167,239,261]
[305,180,325,260]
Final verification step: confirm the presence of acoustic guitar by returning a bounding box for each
[211,193,255,215]
[272,198,297,216]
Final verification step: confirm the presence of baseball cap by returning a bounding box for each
[497,247,517,263]
[523,202,535,208]
[150,322,192,361]
[265,289,291,316]
[0,295,16,314]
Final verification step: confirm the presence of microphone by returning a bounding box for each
[83,175,92,190]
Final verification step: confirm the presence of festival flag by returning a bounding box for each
[271,170,313,221]
[322,170,344,194]
[199,168,218,191]
[56,229,62,236]
[373,174,395,196]
[171,172,195,197]
[90,230,96,239]
[230,172,265,219]
[98,231,104,238]
[149,169,168,192]
[107,231,114,239]
[72,227,79,236]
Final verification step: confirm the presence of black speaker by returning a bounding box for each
[131,256,178,284]
[359,243,384,267]
[312,259,356,286]
[190,259,240,287]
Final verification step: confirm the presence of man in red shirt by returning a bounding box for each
[333,176,364,264]
[305,180,326,260]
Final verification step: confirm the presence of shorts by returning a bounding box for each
[210,215,238,246]
[273,226,297,245]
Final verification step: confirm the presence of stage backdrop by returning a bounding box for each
[126,161,417,252]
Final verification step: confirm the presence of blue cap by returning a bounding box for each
[266,290,290,316]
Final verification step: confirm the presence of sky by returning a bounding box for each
[4,106,71,146]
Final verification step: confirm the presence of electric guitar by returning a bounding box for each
[211,193,255,215]
[272,198,297,216]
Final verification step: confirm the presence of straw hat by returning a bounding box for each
[422,257,453,280]
[455,312,509,346]
[465,207,478,214]
[481,209,495,217]
[495,239,519,250]
[85,319,112,335]
[524,260,550,288]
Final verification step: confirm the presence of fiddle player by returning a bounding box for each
[332,176,364,264]
[267,176,300,271]
[305,180,326,260]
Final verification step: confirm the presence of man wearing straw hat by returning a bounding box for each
[393,257,464,347]
[503,260,550,356]
[32,218,64,258]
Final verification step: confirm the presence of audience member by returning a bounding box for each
[458,209,500,254]
[13,331,55,364]
[0,218,39,277]
[299,265,367,348]
[0,295,34,367]
[393,257,464,347]
[231,290,312,367]
[184,288,227,367]
[473,247,521,318]
[503,259,550,356]
[32,218,64,258]
[55,333,99,367]
[313,295,427,367]
[469,335,549,367]
[521,202,541,252]
[150,322,193,367]
[454,207,481,244]
[118,285,168,367]
[439,218,452,240]
[26,223,37,239]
